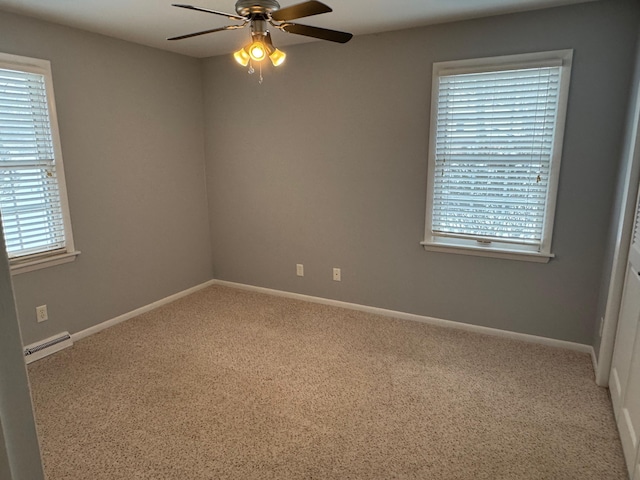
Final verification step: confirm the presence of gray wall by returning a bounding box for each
[203,0,639,345]
[0,11,213,345]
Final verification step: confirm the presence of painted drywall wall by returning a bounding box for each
[0,11,213,345]
[593,30,640,363]
[202,0,639,345]
[0,223,44,480]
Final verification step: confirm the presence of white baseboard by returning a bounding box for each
[212,280,593,354]
[44,277,592,359]
[71,280,216,342]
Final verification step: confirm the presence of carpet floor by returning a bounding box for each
[28,285,626,479]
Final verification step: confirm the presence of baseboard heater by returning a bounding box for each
[24,332,73,364]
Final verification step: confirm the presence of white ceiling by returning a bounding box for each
[0,0,595,58]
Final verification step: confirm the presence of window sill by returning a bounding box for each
[10,251,81,275]
[420,242,553,263]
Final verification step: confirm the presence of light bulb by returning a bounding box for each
[269,48,286,67]
[233,48,250,67]
[249,41,266,62]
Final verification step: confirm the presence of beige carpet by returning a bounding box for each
[28,285,626,479]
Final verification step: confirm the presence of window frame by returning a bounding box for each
[0,52,79,275]
[421,50,573,263]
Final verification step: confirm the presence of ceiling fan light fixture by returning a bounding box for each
[269,48,286,67]
[168,1,353,79]
[233,47,251,66]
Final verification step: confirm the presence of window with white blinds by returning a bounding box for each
[423,51,573,262]
[0,53,75,270]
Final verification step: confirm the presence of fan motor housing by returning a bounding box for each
[235,0,281,17]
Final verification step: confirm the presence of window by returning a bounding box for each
[422,50,573,263]
[0,53,78,274]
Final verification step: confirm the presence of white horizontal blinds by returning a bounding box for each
[0,67,66,258]
[432,65,561,248]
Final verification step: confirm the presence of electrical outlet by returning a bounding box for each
[36,305,48,323]
[333,268,341,282]
[296,264,304,277]
[599,316,605,336]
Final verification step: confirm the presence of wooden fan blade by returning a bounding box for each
[271,1,332,21]
[167,25,238,41]
[281,23,353,43]
[171,4,247,21]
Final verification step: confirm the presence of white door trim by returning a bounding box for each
[596,67,640,387]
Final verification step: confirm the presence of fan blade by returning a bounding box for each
[281,23,353,43]
[171,4,246,21]
[271,1,332,21]
[167,25,239,41]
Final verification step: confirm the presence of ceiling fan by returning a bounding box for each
[168,0,353,70]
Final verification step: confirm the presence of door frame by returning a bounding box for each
[0,419,12,480]
[0,221,45,479]
[596,57,640,386]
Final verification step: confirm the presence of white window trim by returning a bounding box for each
[0,52,80,275]
[421,50,573,263]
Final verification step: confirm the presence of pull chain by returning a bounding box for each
[246,60,263,84]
